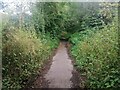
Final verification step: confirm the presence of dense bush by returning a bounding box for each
[70,20,120,88]
[2,27,58,89]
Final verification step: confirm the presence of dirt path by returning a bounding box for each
[44,41,73,88]
[29,41,81,88]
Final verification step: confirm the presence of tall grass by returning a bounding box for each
[70,19,120,88]
[2,27,58,89]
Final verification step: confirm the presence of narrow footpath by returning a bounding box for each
[31,41,80,88]
[44,41,73,88]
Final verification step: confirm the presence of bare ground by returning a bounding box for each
[23,41,85,89]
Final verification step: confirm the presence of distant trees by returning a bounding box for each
[1,1,117,36]
[31,2,117,39]
[32,2,70,38]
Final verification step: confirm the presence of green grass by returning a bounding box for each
[70,20,120,88]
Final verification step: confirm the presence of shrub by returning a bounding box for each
[2,27,58,89]
[70,20,120,88]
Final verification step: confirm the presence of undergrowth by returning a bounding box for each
[2,27,58,89]
[70,20,120,89]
